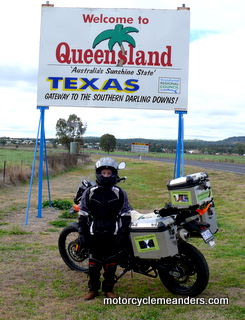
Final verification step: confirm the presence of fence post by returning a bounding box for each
[3,160,6,182]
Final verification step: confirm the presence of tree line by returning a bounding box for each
[83,136,245,155]
[1,113,245,155]
[2,135,245,155]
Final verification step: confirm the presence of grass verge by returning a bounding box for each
[0,158,244,319]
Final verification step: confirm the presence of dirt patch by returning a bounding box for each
[0,166,94,232]
[1,207,62,233]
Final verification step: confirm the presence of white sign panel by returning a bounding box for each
[131,143,149,153]
[37,6,190,111]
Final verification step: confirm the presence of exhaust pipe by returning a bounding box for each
[176,229,190,242]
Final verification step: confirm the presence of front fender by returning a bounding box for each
[69,222,79,230]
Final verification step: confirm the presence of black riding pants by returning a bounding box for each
[88,234,118,292]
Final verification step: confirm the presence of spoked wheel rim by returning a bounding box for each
[169,256,197,288]
[157,243,209,296]
[64,231,89,268]
[67,240,86,262]
[58,226,89,272]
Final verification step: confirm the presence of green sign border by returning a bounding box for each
[170,190,192,205]
[134,234,159,253]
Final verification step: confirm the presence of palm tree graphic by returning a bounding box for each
[92,24,139,66]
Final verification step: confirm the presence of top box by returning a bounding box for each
[167,172,213,209]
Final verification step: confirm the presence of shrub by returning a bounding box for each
[42,199,73,210]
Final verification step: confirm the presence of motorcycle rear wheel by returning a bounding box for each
[158,242,209,297]
[58,225,89,273]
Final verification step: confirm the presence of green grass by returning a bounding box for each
[85,148,245,164]
[0,159,245,319]
[48,220,70,228]
[0,146,68,169]
[0,148,35,169]
[42,199,73,210]
[1,147,245,172]
[0,225,31,236]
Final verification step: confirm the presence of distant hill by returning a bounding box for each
[83,136,245,146]
[217,136,245,144]
[83,136,245,154]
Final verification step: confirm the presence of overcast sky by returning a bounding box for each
[1,0,244,141]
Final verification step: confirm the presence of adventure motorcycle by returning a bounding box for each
[58,164,218,297]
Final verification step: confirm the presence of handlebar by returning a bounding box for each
[117,176,127,183]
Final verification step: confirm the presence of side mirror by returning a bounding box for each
[118,162,126,170]
[82,179,89,187]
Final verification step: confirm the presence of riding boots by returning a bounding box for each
[104,291,119,298]
[83,290,119,300]
[83,290,99,300]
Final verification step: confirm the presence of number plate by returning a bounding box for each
[201,228,214,243]
[207,239,216,248]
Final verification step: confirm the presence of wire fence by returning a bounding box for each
[0,153,91,186]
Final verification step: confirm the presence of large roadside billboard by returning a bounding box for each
[37,6,190,111]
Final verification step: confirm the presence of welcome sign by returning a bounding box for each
[37,6,190,110]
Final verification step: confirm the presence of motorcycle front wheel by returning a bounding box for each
[58,225,89,273]
[157,242,209,297]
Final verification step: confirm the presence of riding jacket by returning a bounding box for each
[78,185,132,236]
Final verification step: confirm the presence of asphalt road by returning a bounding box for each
[113,155,245,175]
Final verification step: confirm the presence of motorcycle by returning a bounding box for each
[58,163,218,297]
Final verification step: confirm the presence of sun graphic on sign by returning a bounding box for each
[92,24,139,66]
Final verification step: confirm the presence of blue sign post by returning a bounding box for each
[174,111,187,179]
[25,106,51,226]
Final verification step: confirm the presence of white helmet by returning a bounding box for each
[95,157,118,187]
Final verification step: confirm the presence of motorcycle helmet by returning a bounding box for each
[95,157,118,187]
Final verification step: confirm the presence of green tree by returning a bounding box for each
[100,134,116,154]
[0,139,6,147]
[92,24,139,66]
[56,114,87,151]
[237,143,245,156]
